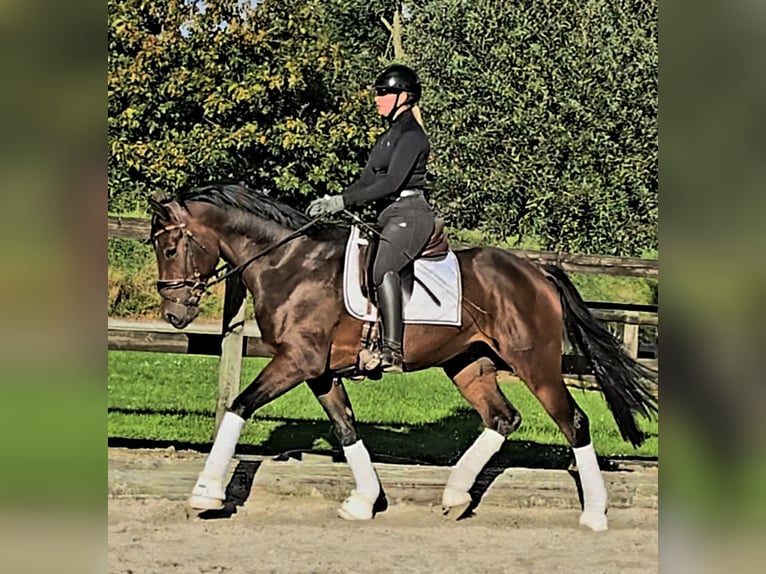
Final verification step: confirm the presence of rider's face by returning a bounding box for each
[374,89,403,117]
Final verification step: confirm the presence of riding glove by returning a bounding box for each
[307,194,345,217]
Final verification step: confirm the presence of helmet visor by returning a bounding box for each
[373,86,402,97]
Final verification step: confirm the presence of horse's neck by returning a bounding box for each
[218,229,287,269]
[219,225,341,275]
[209,209,282,257]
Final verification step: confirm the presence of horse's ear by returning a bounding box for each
[148,197,170,221]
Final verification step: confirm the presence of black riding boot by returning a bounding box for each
[377,270,404,373]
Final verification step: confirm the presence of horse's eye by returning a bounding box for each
[164,247,177,258]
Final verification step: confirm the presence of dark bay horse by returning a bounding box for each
[149,182,657,531]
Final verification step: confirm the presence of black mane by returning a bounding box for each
[173,182,347,240]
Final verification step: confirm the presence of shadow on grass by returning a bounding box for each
[108,407,625,472]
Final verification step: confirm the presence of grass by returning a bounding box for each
[108,351,658,467]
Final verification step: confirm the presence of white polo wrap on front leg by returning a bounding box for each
[189,412,246,509]
[338,440,381,520]
[202,412,245,479]
[442,428,505,507]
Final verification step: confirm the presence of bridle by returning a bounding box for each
[151,216,322,307]
[152,223,212,306]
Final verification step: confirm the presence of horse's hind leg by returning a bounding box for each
[441,356,522,517]
[513,347,608,531]
[307,374,385,521]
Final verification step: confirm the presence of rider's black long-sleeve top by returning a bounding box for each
[341,109,430,207]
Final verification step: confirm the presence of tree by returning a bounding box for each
[108,0,392,213]
[406,0,657,255]
[109,0,658,256]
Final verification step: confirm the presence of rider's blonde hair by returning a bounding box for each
[410,104,426,133]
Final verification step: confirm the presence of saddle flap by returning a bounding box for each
[420,217,449,259]
[356,227,380,301]
[343,226,462,327]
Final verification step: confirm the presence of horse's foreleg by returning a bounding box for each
[189,350,323,510]
[441,356,521,516]
[188,410,246,509]
[307,374,384,521]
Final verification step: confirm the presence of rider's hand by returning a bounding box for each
[307,194,345,217]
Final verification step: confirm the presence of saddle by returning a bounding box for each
[358,218,450,300]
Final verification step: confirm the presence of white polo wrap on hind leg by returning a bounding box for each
[442,428,505,507]
[343,440,381,503]
[338,440,381,520]
[573,442,608,531]
[189,412,245,508]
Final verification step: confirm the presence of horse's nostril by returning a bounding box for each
[163,312,181,328]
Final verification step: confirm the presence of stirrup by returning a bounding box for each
[360,347,381,371]
[380,347,403,373]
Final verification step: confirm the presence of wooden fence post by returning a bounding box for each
[214,276,247,436]
[622,311,640,359]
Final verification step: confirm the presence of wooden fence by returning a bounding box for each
[108,216,658,430]
[109,216,658,278]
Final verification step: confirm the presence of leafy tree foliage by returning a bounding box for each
[109,0,656,255]
[108,0,391,213]
[406,0,657,255]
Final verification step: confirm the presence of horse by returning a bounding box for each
[148,182,657,531]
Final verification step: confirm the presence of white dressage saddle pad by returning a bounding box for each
[343,226,462,326]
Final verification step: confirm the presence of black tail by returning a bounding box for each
[544,265,658,447]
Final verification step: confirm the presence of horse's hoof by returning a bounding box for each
[579,511,608,532]
[441,487,472,520]
[188,495,225,511]
[337,491,375,521]
[442,486,471,507]
[188,475,225,510]
[441,500,472,520]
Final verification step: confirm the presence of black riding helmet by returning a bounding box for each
[371,64,422,104]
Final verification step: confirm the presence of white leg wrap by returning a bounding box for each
[203,412,245,478]
[573,442,608,531]
[343,440,380,502]
[189,412,245,510]
[338,440,380,520]
[443,428,505,507]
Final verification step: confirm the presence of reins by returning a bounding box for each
[206,216,323,287]
[155,206,489,318]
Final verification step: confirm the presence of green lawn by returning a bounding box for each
[108,351,657,467]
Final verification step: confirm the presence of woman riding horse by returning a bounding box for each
[308,64,436,374]
[150,181,657,530]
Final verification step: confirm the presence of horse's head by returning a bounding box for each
[149,198,221,329]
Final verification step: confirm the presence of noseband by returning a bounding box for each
[153,223,211,306]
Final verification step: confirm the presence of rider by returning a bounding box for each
[308,64,435,373]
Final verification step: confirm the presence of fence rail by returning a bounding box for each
[108,216,658,278]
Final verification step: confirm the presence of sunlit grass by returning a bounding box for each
[108,352,658,460]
